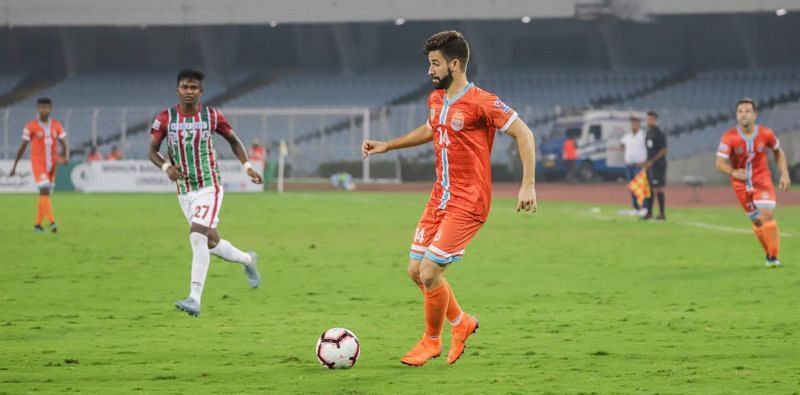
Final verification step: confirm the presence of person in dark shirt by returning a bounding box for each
[642,111,668,220]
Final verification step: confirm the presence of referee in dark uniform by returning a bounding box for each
[642,111,668,220]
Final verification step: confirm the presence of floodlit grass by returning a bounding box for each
[1,192,798,393]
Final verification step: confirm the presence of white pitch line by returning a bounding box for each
[568,207,795,237]
[678,220,794,237]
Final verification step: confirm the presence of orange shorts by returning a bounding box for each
[409,204,484,265]
[732,181,776,220]
[31,162,56,188]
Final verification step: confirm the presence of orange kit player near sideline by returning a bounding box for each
[362,31,538,366]
[716,98,791,268]
[10,97,70,233]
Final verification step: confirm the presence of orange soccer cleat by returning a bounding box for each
[447,313,479,364]
[400,336,442,366]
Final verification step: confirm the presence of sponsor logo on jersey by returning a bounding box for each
[152,119,161,130]
[434,231,442,242]
[169,121,209,131]
[494,98,510,113]
[451,113,464,131]
[718,143,729,152]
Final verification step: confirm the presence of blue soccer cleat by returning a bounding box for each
[175,297,200,317]
[244,251,261,289]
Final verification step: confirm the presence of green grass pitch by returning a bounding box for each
[1,192,798,393]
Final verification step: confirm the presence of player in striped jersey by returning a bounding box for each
[149,69,264,317]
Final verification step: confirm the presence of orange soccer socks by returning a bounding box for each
[443,280,463,325]
[417,280,463,325]
[36,195,55,225]
[761,221,780,259]
[424,283,449,339]
[752,224,769,255]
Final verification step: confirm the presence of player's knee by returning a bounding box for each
[419,263,444,290]
[39,188,50,196]
[759,210,774,222]
[407,266,421,285]
[206,231,220,248]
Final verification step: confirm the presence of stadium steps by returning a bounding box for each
[71,70,282,155]
[591,68,694,109]
[669,88,800,138]
[265,79,432,151]
[0,74,63,108]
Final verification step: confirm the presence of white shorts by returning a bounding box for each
[178,186,224,229]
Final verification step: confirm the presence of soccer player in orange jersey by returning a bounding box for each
[10,98,70,233]
[362,31,537,366]
[716,98,791,267]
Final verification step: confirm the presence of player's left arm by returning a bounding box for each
[773,147,791,191]
[219,130,263,185]
[58,135,70,163]
[505,118,537,213]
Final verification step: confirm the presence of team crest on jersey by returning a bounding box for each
[494,98,510,113]
[757,144,765,153]
[734,147,744,154]
[451,113,464,131]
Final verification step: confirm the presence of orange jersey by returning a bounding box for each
[249,146,266,161]
[717,125,780,192]
[427,83,518,221]
[23,119,66,171]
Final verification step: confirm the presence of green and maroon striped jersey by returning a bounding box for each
[150,105,233,194]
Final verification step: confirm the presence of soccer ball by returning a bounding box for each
[316,328,360,369]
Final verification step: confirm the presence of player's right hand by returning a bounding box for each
[731,169,747,181]
[166,166,185,181]
[362,140,389,159]
[9,167,16,177]
[779,173,791,191]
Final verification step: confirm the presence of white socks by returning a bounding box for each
[209,239,252,265]
[189,232,210,303]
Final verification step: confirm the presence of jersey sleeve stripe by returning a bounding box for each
[498,111,518,133]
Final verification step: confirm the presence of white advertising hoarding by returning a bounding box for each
[0,160,39,193]
[71,160,264,193]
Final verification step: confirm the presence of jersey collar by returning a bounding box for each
[736,124,760,143]
[443,82,474,105]
[176,103,202,117]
